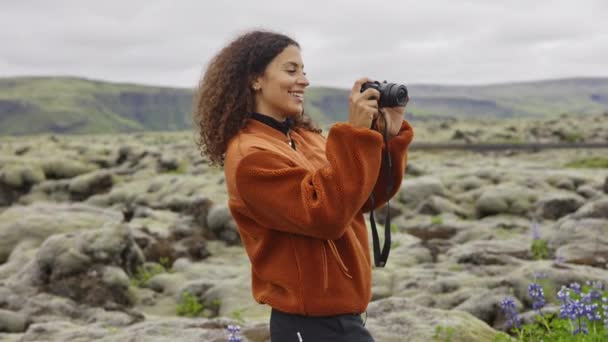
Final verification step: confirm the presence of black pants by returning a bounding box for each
[270,308,375,342]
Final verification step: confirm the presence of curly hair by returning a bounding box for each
[193,30,322,166]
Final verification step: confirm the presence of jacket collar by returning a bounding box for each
[250,112,294,136]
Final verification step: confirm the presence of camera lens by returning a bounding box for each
[396,86,408,105]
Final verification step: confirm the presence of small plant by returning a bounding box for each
[530,222,549,260]
[431,216,443,225]
[130,263,166,288]
[176,291,204,317]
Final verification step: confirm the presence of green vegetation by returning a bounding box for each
[531,239,550,260]
[431,216,444,225]
[565,157,608,168]
[130,258,173,287]
[176,292,204,317]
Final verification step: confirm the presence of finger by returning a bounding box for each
[351,77,374,95]
[364,99,379,109]
[360,88,380,101]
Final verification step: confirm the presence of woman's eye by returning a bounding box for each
[287,70,297,74]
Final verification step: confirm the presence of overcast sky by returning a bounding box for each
[1,0,606,89]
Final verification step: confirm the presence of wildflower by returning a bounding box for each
[531,221,541,240]
[227,324,242,342]
[528,283,546,312]
[569,282,581,295]
[500,297,522,329]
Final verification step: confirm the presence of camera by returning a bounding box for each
[360,81,408,108]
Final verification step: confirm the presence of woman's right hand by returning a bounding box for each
[348,77,381,129]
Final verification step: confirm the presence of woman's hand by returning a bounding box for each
[348,77,381,129]
[378,98,409,138]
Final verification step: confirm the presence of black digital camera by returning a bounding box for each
[360,81,408,108]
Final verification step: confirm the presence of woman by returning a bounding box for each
[193,30,414,341]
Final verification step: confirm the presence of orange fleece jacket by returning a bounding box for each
[224,118,414,316]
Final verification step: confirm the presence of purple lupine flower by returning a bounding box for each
[528,283,546,312]
[531,221,541,240]
[557,286,570,302]
[554,253,565,265]
[227,325,242,342]
[584,280,605,290]
[500,297,522,329]
[569,282,582,295]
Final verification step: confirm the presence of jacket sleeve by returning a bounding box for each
[360,120,414,213]
[234,123,384,240]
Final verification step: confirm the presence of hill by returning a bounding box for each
[1,76,607,135]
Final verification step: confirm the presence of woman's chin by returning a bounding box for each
[284,107,303,117]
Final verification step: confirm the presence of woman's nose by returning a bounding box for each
[298,75,310,87]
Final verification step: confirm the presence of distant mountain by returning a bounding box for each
[1,76,607,135]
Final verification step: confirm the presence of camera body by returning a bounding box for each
[360,81,408,108]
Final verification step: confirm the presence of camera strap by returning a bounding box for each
[368,112,394,267]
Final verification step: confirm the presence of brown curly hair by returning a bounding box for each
[193,30,322,166]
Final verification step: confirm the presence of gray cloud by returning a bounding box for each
[1,0,606,88]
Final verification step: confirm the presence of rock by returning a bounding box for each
[447,175,490,193]
[18,317,256,342]
[604,176,608,194]
[68,170,114,200]
[446,240,529,265]
[365,297,501,342]
[416,195,471,218]
[0,203,123,264]
[576,184,603,199]
[0,163,46,189]
[402,216,469,241]
[399,177,447,208]
[475,184,538,217]
[206,204,240,245]
[0,163,46,205]
[39,159,97,180]
[535,192,585,220]
[549,218,608,267]
[405,163,425,177]
[454,291,509,327]
[570,197,608,219]
[25,223,144,307]
[158,155,181,172]
[0,309,28,333]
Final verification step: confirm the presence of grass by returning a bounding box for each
[565,157,608,168]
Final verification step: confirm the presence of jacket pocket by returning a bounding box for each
[326,240,353,280]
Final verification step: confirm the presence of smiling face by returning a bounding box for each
[252,45,309,121]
